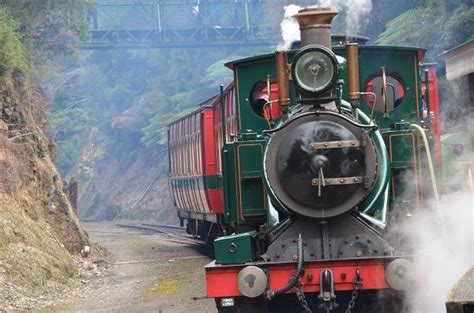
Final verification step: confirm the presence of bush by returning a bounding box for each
[0,8,27,78]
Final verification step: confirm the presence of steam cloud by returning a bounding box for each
[277,4,303,51]
[318,0,373,35]
[277,0,373,51]
[394,192,473,312]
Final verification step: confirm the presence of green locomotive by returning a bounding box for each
[168,7,444,313]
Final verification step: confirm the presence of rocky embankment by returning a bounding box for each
[0,71,89,311]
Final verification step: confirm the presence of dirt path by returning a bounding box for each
[41,222,216,313]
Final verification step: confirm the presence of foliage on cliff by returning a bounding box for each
[377,0,474,60]
[0,8,27,78]
[2,0,94,62]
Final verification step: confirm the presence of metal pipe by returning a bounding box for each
[245,2,250,31]
[347,43,360,118]
[424,69,431,118]
[275,51,290,108]
[265,234,304,300]
[156,3,162,33]
[220,85,226,144]
[409,123,439,201]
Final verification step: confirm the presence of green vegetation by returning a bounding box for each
[146,279,183,296]
[2,0,94,62]
[377,0,474,60]
[0,8,27,78]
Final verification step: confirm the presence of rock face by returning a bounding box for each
[76,146,176,224]
[0,71,88,310]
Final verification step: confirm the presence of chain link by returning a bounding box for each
[293,286,312,313]
[345,270,363,313]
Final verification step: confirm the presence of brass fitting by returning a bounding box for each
[275,51,290,107]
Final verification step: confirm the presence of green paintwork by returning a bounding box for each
[234,58,277,133]
[228,45,424,135]
[347,103,391,221]
[333,46,423,130]
[219,44,433,234]
[214,231,257,264]
[203,175,220,189]
[222,141,267,226]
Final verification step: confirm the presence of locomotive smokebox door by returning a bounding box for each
[264,112,378,218]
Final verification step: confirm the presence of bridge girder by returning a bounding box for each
[82,0,288,50]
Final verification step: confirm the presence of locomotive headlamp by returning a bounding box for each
[291,45,339,95]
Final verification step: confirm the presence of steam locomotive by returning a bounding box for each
[168,7,442,313]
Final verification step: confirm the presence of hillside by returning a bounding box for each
[0,72,88,310]
[0,3,90,311]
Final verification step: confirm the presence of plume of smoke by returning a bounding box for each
[414,193,472,312]
[391,189,474,312]
[277,1,372,51]
[277,4,303,51]
[317,0,372,35]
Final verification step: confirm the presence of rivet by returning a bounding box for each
[338,142,342,146]
[292,255,298,261]
[354,178,359,182]
[324,143,328,147]
[340,179,345,183]
[325,180,330,184]
[355,235,360,240]
[352,142,355,145]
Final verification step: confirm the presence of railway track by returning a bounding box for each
[115,222,203,246]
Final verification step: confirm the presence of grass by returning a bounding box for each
[146,278,183,297]
[123,239,146,254]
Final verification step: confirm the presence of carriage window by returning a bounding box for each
[364,75,405,113]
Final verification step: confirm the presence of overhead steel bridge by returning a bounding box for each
[81,0,288,50]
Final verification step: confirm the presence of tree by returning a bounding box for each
[0,0,95,63]
[377,0,474,60]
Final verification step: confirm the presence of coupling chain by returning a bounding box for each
[293,284,312,313]
[345,269,363,313]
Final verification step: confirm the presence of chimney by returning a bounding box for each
[293,8,338,48]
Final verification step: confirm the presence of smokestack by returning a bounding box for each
[293,8,338,48]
